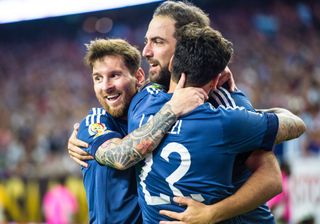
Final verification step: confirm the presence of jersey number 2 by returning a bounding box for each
[140,142,204,205]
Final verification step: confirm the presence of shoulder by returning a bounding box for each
[210,87,254,111]
[136,82,165,99]
[129,82,166,114]
[144,82,164,95]
[78,107,121,143]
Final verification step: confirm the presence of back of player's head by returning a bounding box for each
[171,23,233,87]
[153,0,210,38]
[84,38,141,75]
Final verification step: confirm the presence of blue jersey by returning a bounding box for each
[78,107,142,224]
[128,84,278,223]
[210,88,276,223]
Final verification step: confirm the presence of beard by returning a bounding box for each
[102,99,129,118]
[149,65,171,90]
[97,87,136,119]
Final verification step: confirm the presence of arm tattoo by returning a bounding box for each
[275,116,305,144]
[95,103,177,170]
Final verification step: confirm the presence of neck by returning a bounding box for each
[168,79,177,93]
[168,78,212,95]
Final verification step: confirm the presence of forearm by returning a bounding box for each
[258,107,306,144]
[209,151,282,223]
[95,103,177,170]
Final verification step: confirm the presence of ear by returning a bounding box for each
[168,55,174,72]
[134,67,146,88]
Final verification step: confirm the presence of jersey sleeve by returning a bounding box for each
[77,113,123,157]
[221,107,279,153]
[210,87,257,161]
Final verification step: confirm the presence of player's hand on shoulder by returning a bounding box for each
[168,73,208,117]
[68,123,93,167]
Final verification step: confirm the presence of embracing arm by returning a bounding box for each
[159,151,282,224]
[96,77,207,170]
[95,102,178,170]
[206,150,281,222]
[258,107,306,144]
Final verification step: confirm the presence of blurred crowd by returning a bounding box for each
[0,0,319,179]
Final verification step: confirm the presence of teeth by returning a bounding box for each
[107,94,120,100]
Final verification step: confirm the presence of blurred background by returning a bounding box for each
[0,0,319,223]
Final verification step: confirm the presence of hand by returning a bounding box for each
[217,66,237,92]
[159,197,214,224]
[168,73,208,117]
[68,123,93,167]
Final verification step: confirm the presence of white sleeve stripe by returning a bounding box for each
[90,107,107,115]
[213,88,235,108]
[219,87,236,108]
[85,115,89,126]
[211,91,225,106]
[85,108,107,126]
[139,114,145,128]
[90,114,95,124]
[216,90,231,107]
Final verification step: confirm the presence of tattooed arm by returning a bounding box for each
[96,103,176,170]
[95,85,208,170]
[258,108,306,144]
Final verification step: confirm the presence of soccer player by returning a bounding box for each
[75,38,207,223]
[68,1,304,223]
[139,1,283,222]
[126,23,305,223]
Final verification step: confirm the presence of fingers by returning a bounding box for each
[217,66,237,92]
[159,221,184,224]
[190,88,208,103]
[159,210,183,222]
[176,73,186,89]
[69,137,89,148]
[197,88,208,101]
[69,123,88,148]
[73,122,80,130]
[228,78,236,92]
[70,155,89,168]
[173,196,192,206]
[68,146,93,159]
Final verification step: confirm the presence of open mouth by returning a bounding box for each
[148,59,159,68]
[105,93,121,103]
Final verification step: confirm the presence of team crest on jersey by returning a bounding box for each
[88,123,108,138]
[146,83,164,95]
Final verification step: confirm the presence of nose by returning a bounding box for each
[102,78,115,93]
[142,41,153,58]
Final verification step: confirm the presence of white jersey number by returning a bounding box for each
[139,142,204,205]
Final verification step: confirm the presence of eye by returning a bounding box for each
[110,72,122,78]
[93,75,102,82]
[154,38,164,45]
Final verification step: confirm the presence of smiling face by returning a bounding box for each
[143,16,177,88]
[92,55,139,119]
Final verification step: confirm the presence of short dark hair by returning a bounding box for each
[153,0,210,38]
[172,23,233,87]
[84,38,141,75]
